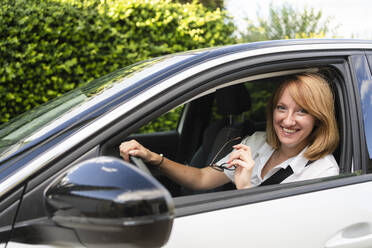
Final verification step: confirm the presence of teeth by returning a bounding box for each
[283,127,296,133]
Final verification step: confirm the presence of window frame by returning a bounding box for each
[349,54,372,173]
[362,53,372,163]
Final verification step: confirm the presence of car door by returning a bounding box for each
[162,52,372,247]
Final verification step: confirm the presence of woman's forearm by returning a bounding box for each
[155,156,230,190]
[119,140,230,190]
[156,157,205,190]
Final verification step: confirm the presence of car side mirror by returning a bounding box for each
[44,156,174,248]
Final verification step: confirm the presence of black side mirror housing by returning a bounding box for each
[44,156,174,247]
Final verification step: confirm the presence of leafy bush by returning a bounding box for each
[239,3,331,42]
[0,0,235,123]
[138,105,184,134]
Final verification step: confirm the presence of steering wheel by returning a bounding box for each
[130,156,152,176]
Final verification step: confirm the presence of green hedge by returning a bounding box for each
[0,0,236,123]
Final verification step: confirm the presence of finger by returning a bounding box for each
[228,149,251,164]
[233,144,252,156]
[119,148,131,161]
[245,146,252,159]
[234,147,253,162]
[230,158,255,171]
[121,149,142,161]
[227,152,240,163]
[119,140,141,161]
[121,139,139,148]
[129,147,149,161]
[233,144,249,150]
[226,162,237,169]
[119,144,131,161]
[232,144,251,155]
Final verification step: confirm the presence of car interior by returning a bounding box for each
[99,66,347,198]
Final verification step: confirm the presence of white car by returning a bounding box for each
[1,39,372,248]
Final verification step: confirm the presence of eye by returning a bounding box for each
[298,108,308,114]
[276,105,286,111]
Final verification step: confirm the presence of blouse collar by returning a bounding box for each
[257,143,310,175]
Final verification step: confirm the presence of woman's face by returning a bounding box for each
[273,87,316,151]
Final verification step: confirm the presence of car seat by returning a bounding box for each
[184,83,256,194]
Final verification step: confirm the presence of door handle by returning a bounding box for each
[325,222,372,248]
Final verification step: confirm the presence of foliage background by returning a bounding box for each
[0,0,235,123]
[239,3,330,42]
[0,0,332,134]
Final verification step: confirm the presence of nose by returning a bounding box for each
[283,112,296,126]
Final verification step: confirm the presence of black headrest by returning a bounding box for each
[215,84,251,115]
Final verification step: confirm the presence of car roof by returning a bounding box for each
[180,38,372,59]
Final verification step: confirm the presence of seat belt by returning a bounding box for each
[259,160,314,186]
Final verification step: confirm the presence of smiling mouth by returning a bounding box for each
[282,127,297,134]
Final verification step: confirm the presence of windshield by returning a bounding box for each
[0,54,192,159]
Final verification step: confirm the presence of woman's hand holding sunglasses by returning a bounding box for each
[228,144,255,189]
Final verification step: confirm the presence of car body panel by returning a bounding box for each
[166,181,372,248]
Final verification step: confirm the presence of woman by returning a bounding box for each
[119,73,339,190]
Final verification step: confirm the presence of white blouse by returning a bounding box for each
[219,132,339,187]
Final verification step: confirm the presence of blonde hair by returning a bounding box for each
[266,73,339,160]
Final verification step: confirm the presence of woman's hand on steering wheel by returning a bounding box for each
[119,139,162,165]
[119,139,162,175]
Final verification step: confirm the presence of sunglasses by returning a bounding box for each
[209,137,241,172]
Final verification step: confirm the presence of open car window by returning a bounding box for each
[103,66,353,199]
